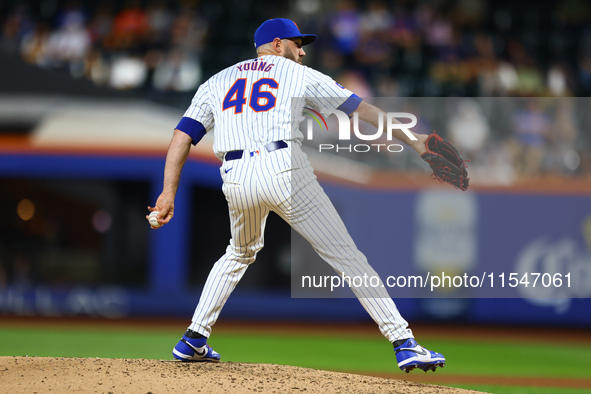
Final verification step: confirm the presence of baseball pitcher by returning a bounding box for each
[148,18,467,373]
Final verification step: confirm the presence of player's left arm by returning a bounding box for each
[148,80,213,227]
[147,129,193,227]
[355,100,427,155]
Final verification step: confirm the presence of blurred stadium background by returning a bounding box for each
[0,0,590,392]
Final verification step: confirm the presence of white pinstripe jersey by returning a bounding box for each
[180,55,359,158]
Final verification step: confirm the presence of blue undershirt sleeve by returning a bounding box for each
[175,117,207,146]
[336,94,363,116]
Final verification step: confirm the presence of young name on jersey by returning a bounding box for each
[236,59,275,73]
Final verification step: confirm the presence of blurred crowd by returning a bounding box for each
[0,0,210,105]
[302,0,591,98]
[1,0,591,181]
[304,96,591,185]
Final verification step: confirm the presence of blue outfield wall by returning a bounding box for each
[318,183,591,326]
[1,285,590,326]
[0,152,590,326]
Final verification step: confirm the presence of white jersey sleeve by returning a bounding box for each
[303,67,362,116]
[175,80,215,145]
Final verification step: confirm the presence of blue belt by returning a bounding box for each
[224,140,288,161]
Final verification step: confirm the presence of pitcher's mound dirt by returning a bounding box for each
[0,356,486,393]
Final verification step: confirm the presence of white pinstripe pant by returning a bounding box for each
[189,142,413,342]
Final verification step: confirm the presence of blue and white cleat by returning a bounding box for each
[394,338,445,373]
[172,331,221,362]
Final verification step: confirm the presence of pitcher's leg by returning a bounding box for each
[284,167,412,342]
[188,179,270,337]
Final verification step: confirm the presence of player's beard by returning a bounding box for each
[283,46,299,63]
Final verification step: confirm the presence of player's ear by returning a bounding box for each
[272,37,283,54]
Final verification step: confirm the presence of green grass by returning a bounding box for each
[0,327,175,359]
[454,386,591,394]
[1,326,590,394]
[421,339,589,379]
[213,334,591,379]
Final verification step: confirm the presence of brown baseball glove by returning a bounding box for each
[420,133,469,191]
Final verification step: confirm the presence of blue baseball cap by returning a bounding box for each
[254,18,317,48]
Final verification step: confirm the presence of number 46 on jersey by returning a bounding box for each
[222,78,278,114]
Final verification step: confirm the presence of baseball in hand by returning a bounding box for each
[148,211,161,228]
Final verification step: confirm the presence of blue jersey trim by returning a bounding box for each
[337,94,362,116]
[176,117,206,146]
